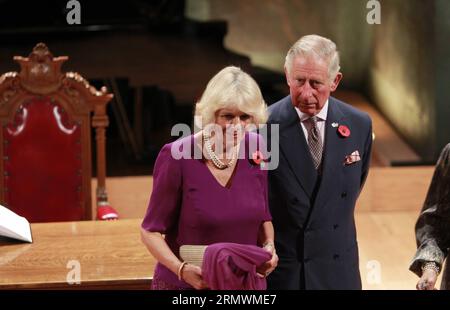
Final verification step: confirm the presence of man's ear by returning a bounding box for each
[330,72,343,92]
[284,67,291,87]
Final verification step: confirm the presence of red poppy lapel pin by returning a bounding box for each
[337,124,351,138]
[250,150,266,168]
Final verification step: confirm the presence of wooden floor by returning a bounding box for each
[356,211,441,290]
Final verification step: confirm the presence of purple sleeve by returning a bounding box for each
[262,167,272,222]
[141,143,182,233]
[249,132,272,222]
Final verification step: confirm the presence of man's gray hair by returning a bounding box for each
[285,34,340,81]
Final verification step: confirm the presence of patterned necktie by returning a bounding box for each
[307,116,323,170]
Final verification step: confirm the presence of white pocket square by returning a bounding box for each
[344,150,361,165]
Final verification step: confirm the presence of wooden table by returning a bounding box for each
[0,219,155,289]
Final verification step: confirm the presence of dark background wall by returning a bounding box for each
[0,0,448,168]
[187,0,450,162]
[435,0,450,161]
[186,0,373,90]
[368,0,436,161]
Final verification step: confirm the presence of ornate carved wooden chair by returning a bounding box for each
[0,43,118,222]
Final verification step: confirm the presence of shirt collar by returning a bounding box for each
[295,99,329,122]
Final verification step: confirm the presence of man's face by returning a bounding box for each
[286,55,342,116]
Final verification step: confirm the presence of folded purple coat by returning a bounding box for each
[202,242,272,290]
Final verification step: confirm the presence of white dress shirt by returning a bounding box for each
[294,99,329,144]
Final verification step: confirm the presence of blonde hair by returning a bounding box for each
[285,34,340,81]
[194,66,268,128]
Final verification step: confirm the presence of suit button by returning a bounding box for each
[341,192,347,198]
[333,224,339,230]
[333,254,340,260]
[304,258,310,263]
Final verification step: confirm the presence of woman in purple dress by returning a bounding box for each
[140,66,278,290]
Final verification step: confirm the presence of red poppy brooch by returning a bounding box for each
[250,150,266,168]
[337,124,351,138]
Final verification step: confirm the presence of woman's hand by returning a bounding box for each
[181,263,209,290]
[416,268,438,290]
[256,243,279,278]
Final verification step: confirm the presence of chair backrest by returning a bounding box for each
[0,43,112,222]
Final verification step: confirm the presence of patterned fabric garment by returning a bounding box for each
[307,116,323,170]
[410,143,450,290]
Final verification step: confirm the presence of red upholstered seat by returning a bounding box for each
[3,98,83,222]
[0,43,118,222]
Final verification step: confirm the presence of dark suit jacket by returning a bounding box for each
[266,95,372,290]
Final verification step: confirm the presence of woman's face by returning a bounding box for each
[214,107,253,146]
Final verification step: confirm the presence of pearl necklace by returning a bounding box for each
[203,131,237,170]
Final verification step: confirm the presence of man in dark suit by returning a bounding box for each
[266,35,372,290]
